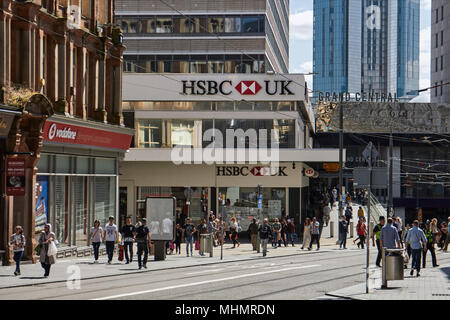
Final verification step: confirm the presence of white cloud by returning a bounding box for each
[418,26,431,102]
[290,10,313,40]
[422,0,432,11]
[292,60,314,90]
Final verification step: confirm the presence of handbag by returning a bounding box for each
[195,240,200,250]
[47,241,58,257]
[118,243,124,261]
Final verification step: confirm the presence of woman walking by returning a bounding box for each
[301,218,312,250]
[431,218,440,245]
[272,218,281,248]
[230,217,240,248]
[280,218,288,247]
[10,226,25,276]
[39,223,56,277]
[90,220,103,263]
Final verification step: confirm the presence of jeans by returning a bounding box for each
[124,241,134,262]
[309,234,320,249]
[232,231,239,246]
[175,241,181,254]
[375,239,382,266]
[41,263,51,276]
[411,248,422,272]
[137,242,149,267]
[261,238,269,255]
[340,232,347,248]
[185,236,194,256]
[13,251,23,273]
[105,241,115,262]
[423,242,437,267]
[92,242,101,261]
[357,235,366,249]
[287,233,295,246]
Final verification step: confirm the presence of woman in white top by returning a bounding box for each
[10,226,25,276]
[301,218,312,250]
[90,220,103,263]
[230,217,240,248]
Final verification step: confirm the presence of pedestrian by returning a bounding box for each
[183,217,196,257]
[444,217,450,252]
[344,206,353,237]
[280,218,288,247]
[431,218,440,244]
[230,217,240,248]
[404,224,412,258]
[103,216,119,265]
[339,216,348,249]
[406,220,427,277]
[309,217,321,251]
[259,218,272,257]
[207,214,218,248]
[354,216,367,249]
[323,204,331,227]
[121,216,136,264]
[217,217,226,246]
[90,220,103,263]
[301,218,312,250]
[372,216,385,267]
[422,221,439,268]
[197,218,208,256]
[135,218,151,269]
[272,218,281,248]
[286,218,296,246]
[380,217,401,249]
[395,217,405,248]
[10,226,25,276]
[174,224,182,254]
[332,187,338,205]
[357,207,364,220]
[248,218,259,251]
[39,223,56,277]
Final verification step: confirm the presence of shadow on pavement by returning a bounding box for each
[440,267,450,281]
[20,276,47,280]
[0,275,14,277]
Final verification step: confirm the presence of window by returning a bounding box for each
[208,17,224,33]
[242,16,261,33]
[436,8,439,23]
[137,119,162,148]
[436,33,439,48]
[171,120,194,147]
[441,30,444,46]
[441,55,444,71]
[441,81,443,96]
[441,6,444,21]
[436,57,439,72]
[156,17,173,33]
[224,17,241,32]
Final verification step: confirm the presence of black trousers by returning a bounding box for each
[175,241,181,254]
[357,235,366,249]
[309,234,320,249]
[422,242,437,267]
[137,242,149,267]
[106,241,115,262]
[376,239,382,266]
[41,263,51,276]
[124,241,134,262]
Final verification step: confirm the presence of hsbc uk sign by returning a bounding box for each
[217,166,288,177]
[182,80,294,96]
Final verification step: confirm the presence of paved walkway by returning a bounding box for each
[0,237,339,289]
[326,251,450,300]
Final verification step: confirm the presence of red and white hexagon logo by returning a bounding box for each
[235,81,262,95]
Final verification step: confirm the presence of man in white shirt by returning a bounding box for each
[103,216,118,264]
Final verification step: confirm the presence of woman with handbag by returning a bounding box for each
[10,226,25,276]
[90,220,103,263]
[39,223,56,277]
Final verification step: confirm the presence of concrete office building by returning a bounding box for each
[114,0,289,73]
[313,0,420,100]
[431,0,450,103]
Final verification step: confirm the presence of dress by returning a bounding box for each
[302,225,311,248]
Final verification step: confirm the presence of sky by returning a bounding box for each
[289,0,432,102]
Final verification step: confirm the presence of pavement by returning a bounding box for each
[0,236,338,290]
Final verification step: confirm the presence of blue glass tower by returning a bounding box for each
[313,0,420,100]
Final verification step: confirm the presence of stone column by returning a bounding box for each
[0,15,7,88]
[55,40,67,113]
[95,52,107,122]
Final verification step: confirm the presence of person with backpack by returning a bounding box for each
[259,218,272,257]
[90,220,103,263]
[10,226,25,276]
[183,218,196,257]
[248,218,259,251]
[135,218,151,269]
[344,206,353,237]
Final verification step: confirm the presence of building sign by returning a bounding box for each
[123,74,306,102]
[6,158,26,196]
[317,92,399,103]
[323,163,340,172]
[304,168,315,177]
[216,166,288,177]
[0,112,15,137]
[43,121,133,151]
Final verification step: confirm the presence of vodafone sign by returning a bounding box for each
[304,168,315,177]
[43,121,132,151]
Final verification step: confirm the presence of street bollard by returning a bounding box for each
[330,221,334,238]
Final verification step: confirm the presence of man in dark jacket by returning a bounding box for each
[339,216,349,249]
[248,219,259,251]
[259,218,272,257]
[286,218,296,246]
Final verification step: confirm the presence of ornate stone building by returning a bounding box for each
[0,0,132,264]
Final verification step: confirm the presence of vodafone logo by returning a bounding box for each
[48,123,78,141]
[235,81,262,95]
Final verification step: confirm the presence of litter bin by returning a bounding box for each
[200,234,213,257]
[382,248,404,288]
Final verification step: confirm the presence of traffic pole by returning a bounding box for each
[366,143,372,294]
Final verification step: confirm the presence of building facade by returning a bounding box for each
[313,0,420,100]
[114,0,289,73]
[0,0,132,262]
[431,0,450,103]
[120,73,340,232]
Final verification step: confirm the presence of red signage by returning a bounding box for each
[235,81,262,95]
[6,158,26,196]
[43,121,132,151]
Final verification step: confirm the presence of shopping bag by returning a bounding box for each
[169,241,175,250]
[47,241,58,257]
[118,244,124,261]
[195,240,200,250]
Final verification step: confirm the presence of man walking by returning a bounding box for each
[322,205,331,227]
[248,218,259,251]
[309,217,321,251]
[380,217,401,249]
[183,218,196,257]
[339,216,348,249]
[444,217,450,252]
[406,220,427,277]
[135,218,151,269]
[197,218,208,256]
[259,218,272,257]
[372,216,385,267]
[286,218,296,246]
[422,221,439,268]
[103,216,119,265]
[121,216,136,264]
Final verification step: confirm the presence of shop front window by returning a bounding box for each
[74,176,87,246]
[94,176,116,227]
[54,176,69,246]
[138,119,162,148]
[171,120,194,147]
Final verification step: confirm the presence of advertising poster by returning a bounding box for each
[146,197,175,241]
[35,176,48,233]
[6,158,25,196]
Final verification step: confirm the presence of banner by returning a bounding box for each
[35,176,48,233]
[6,158,25,196]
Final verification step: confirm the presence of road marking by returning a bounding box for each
[186,268,224,275]
[93,264,320,300]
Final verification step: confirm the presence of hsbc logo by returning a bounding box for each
[182,80,294,96]
[235,81,262,95]
[217,166,287,177]
[48,123,77,141]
